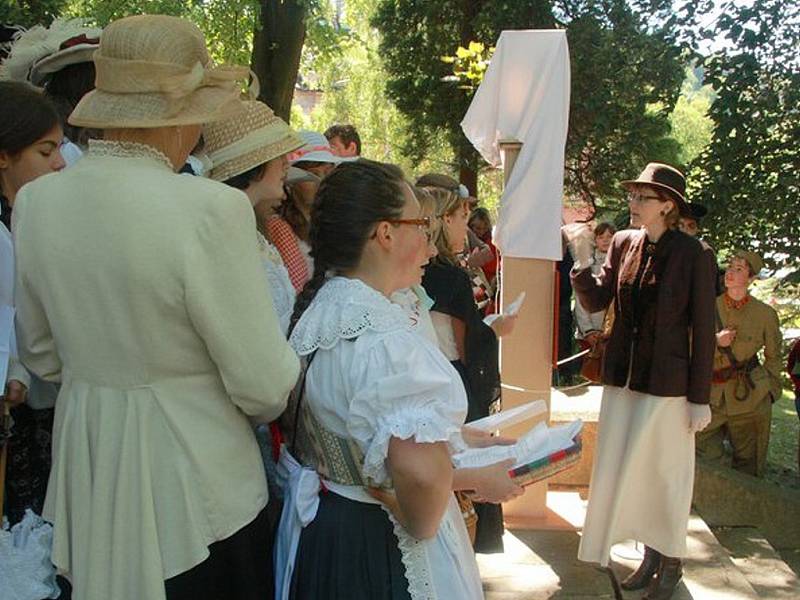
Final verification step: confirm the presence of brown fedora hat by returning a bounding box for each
[621,162,689,216]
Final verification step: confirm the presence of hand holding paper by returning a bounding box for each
[483,291,526,335]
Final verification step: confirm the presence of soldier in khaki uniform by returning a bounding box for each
[696,251,783,476]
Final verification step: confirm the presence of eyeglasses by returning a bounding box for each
[383,217,434,242]
[627,191,662,203]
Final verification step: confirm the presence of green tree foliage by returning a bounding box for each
[668,67,714,164]
[0,0,67,27]
[372,0,685,205]
[682,0,799,270]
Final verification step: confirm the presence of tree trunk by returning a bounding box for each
[251,0,308,121]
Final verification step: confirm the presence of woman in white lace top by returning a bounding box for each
[275,159,484,599]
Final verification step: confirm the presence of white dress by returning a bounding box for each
[257,232,295,334]
[577,385,695,564]
[278,276,484,600]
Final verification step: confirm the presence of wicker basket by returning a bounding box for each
[508,435,582,488]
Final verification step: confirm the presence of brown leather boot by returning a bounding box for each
[643,556,683,600]
[620,545,661,590]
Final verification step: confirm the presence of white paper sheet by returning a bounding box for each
[466,398,546,432]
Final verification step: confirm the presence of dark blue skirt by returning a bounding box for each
[289,491,411,600]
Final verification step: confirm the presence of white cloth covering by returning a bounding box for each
[257,232,295,334]
[577,385,695,565]
[461,30,570,260]
[282,276,483,600]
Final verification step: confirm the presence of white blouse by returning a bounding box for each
[289,276,467,485]
[257,232,295,335]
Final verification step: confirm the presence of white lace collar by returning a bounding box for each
[289,276,411,355]
[87,140,174,171]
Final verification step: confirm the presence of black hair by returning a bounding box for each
[323,124,361,155]
[288,159,407,335]
[223,163,266,191]
[0,81,61,156]
[44,62,97,145]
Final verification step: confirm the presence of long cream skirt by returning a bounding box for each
[577,385,694,566]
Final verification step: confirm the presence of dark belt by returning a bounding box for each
[712,355,759,401]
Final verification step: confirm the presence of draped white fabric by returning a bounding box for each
[461,30,570,260]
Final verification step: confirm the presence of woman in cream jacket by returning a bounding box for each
[13,15,299,600]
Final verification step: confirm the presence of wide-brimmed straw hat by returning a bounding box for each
[69,15,248,129]
[287,130,356,165]
[203,100,303,182]
[2,19,101,85]
[621,162,689,216]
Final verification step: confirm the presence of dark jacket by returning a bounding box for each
[571,228,716,404]
[422,259,499,421]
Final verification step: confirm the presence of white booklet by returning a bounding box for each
[466,399,547,432]
[453,419,583,471]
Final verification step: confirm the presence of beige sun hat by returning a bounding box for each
[203,100,304,182]
[68,14,249,129]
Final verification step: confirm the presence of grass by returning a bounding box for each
[766,389,799,488]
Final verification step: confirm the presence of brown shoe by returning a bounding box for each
[642,557,683,600]
[620,545,661,591]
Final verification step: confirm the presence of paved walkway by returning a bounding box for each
[475,491,799,599]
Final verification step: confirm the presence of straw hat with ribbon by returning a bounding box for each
[203,100,303,182]
[69,15,249,129]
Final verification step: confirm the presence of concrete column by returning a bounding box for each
[498,141,556,524]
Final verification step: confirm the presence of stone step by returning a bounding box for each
[479,491,764,599]
[610,515,759,600]
[711,527,800,599]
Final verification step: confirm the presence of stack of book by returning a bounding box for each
[456,402,582,488]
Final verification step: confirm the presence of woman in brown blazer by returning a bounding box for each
[571,163,716,600]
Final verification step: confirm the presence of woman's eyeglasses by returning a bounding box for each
[385,217,434,242]
[627,191,662,203]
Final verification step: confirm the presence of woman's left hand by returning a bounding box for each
[461,425,516,448]
[687,402,712,433]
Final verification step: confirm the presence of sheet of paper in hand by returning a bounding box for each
[466,399,547,432]
[483,291,526,327]
[453,419,583,487]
